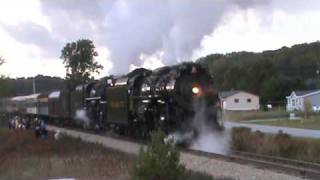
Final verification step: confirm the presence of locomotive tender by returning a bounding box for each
[0,62,223,139]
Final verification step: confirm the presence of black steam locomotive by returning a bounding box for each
[0,62,223,140]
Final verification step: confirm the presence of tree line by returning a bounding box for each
[0,76,65,97]
[197,41,320,104]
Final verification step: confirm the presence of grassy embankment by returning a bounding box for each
[0,128,230,180]
[0,129,135,180]
[231,127,320,163]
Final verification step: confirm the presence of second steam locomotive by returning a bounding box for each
[0,62,223,141]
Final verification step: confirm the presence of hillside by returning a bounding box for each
[197,41,320,104]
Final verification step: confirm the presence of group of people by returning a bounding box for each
[8,115,48,139]
[8,116,31,129]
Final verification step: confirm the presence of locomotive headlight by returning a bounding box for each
[192,86,200,95]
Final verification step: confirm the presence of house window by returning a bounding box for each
[247,98,251,103]
[292,99,295,106]
[234,99,239,103]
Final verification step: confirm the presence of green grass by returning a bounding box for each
[248,117,320,130]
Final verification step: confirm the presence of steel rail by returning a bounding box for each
[232,150,320,173]
[183,148,320,180]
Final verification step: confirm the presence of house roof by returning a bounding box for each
[11,93,40,101]
[293,90,320,97]
[219,90,258,99]
[219,91,241,99]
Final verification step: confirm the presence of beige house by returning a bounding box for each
[219,91,260,111]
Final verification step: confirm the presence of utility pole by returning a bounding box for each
[33,77,36,94]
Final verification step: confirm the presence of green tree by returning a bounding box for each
[0,56,12,97]
[132,130,186,180]
[199,41,320,104]
[303,100,313,119]
[0,78,11,97]
[60,39,103,87]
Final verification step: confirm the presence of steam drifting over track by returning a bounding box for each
[47,125,318,180]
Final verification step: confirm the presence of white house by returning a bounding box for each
[286,90,320,111]
[219,91,260,111]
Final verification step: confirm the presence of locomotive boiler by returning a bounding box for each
[85,62,223,139]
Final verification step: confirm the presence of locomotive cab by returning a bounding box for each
[105,68,152,136]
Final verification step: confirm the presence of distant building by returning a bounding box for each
[286,90,320,111]
[219,91,260,111]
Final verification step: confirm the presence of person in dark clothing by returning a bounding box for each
[25,118,31,129]
[40,119,48,139]
[8,120,12,129]
[34,118,41,138]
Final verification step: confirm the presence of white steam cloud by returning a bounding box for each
[0,0,271,78]
[191,130,231,155]
[190,100,230,154]
[4,0,319,78]
[14,0,268,76]
[102,0,270,74]
[75,109,90,128]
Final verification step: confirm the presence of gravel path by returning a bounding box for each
[48,125,306,180]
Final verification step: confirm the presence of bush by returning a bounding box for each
[231,127,252,151]
[132,130,186,180]
[231,127,320,163]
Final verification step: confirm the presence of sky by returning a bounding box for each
[0,0,320,78]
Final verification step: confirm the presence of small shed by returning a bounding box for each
[219,91,260,111]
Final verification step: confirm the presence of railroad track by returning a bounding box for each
[184,148,320,179]
[232,150,320,174]
[49,124,320,179]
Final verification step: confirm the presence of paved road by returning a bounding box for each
[225,121,320,139]
[48,125,303,180]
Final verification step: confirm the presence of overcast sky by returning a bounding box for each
[0,0,320,78]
